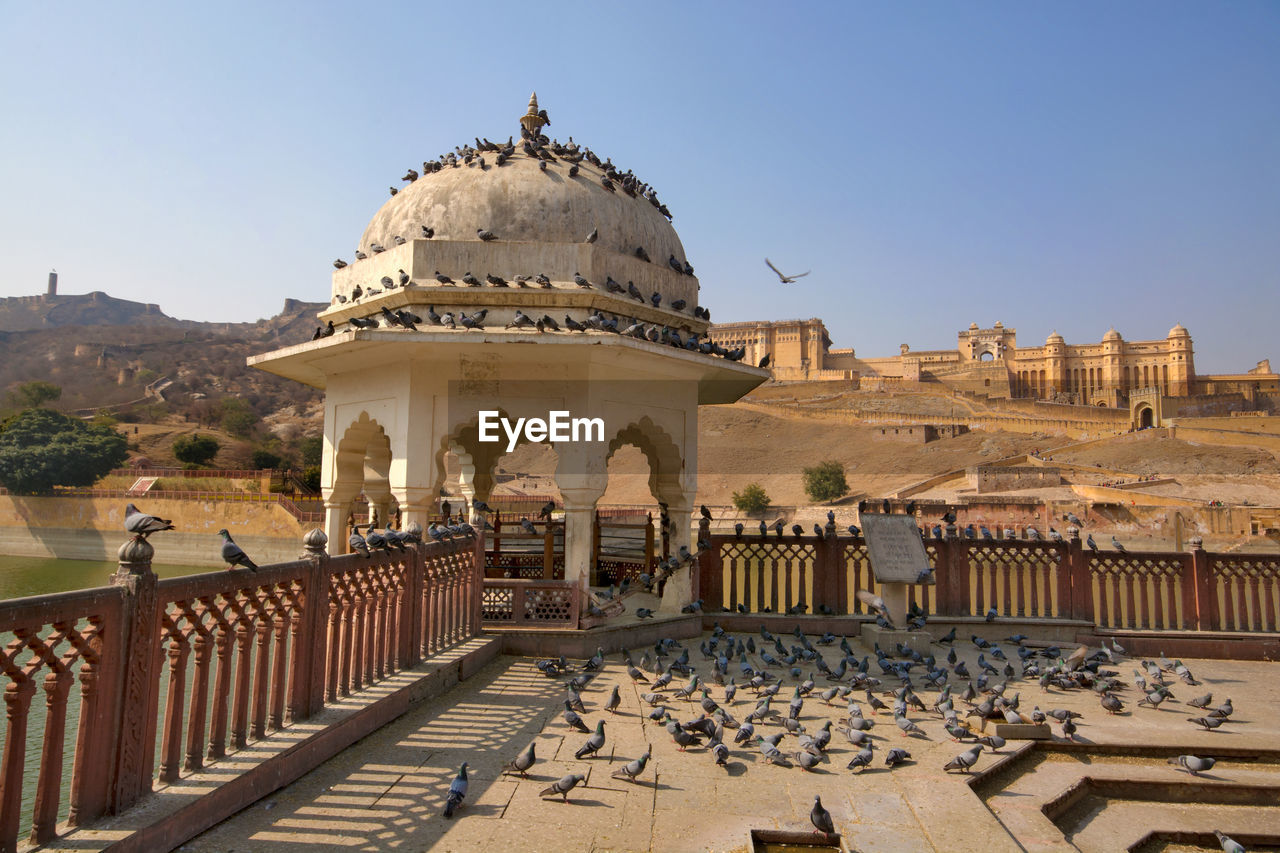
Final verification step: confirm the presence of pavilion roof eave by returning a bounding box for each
[247,329,767,404]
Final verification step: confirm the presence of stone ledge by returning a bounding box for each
[45,636,501,853]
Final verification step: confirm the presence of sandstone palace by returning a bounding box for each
[709,318,1277,417]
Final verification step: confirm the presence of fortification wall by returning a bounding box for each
[968,465,1062,494]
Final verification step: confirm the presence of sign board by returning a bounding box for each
[860,514,933,584]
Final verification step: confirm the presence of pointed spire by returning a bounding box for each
[520,93,548,138]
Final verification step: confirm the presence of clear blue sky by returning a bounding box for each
[1,2,1276,373]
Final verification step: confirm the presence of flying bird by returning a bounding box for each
[765,258,810,284]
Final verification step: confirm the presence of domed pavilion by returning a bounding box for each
[250,95,767,612]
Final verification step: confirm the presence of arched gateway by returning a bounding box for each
[250,96,766,614]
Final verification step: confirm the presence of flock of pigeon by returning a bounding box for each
[433,625,1246,851]
[306,113,767,365]
[719,499,1137,557]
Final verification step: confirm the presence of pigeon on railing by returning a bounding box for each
[125,503,175,540]
[217,529,258,572]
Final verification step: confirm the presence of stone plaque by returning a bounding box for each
[860,514,932,584]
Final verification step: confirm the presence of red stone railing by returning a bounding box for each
[481,579,579,628]
[0,529,482,852]
[699,529,1279,635]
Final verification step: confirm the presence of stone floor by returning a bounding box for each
[180,629,1280,853]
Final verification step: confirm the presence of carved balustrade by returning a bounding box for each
[0,530,481,852]
[698,528,1280,637]
[481,579,579,628]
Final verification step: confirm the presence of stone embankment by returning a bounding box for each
[0,495,307,565]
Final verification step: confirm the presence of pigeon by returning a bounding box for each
[1188,716,1224,731]
[348,526,371,557]
[575,720,606,758]
[765,258,810,284]
[845,746,874,771]
[563,701,590,732]
[333,259,348,269]
[442,763,468,817]
[476,228,496,241]
[943,745,983,773]
[611,745,651,783]
[1087,534,1099,552]
[502,743,537,778]
[1111,536,1126,552]
[810,795,835,837]
[585,227,598,243]
[217,529,257,572]
[977,735,1006,752]
[540,773,585,802]
[1214,830,1246,853]
[884,747,912,768]
[605,685,621,714]
[124,503,175,539]
[1168,754,1215,776]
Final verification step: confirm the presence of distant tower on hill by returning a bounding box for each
[46,269,57,297]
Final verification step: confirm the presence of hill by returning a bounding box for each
[0,295,327,419]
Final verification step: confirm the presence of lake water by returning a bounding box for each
[0,556,211,839]
[0,555,208,601]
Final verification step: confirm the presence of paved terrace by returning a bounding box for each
[161,634,1280,853]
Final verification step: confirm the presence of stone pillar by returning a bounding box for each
[394,487,436,532]
[560,485,604,603]
[324,500,349,555]
[659,497,696,614]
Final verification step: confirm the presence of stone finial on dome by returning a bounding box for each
[520,92,549,138]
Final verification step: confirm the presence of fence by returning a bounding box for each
[480,579,580,629]
[0,529,482,853]
[698,529,1280,634]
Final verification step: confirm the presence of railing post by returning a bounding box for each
[1061,529,1081,620]
[1187,536,1214,630]
[472,529,485,638]
[1068,529,1094,623]
[819,533,839,614]
[701,537,723,612]
[107,537,162,815]
[934,529,957,617]
[645,513,655,572]
[543,523,555,580]
[290,530,330,722]
[402,525,425,667]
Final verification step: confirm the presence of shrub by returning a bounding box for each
[173,433,220,467]
[732,483,771,513]
[802,460,848,503]
[250,448,284,470]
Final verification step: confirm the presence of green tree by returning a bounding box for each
[302,465,321,492]
[0,408,128,493]
[802,460,848,503]
[6,381,62,410]
[298,435,323,468]
[732,483,771,513]
[250,448,284,470]
[173,434,220,467]
[220,398,259,439]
